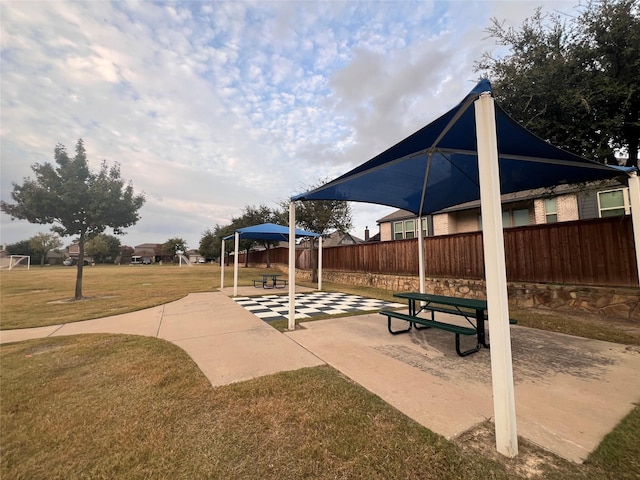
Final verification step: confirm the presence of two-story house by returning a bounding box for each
[377,179,631,240]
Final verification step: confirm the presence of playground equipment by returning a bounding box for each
[177,254,193,267]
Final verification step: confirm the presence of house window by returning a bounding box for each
[480,208,530,229]
[393,221,404,240]
[598,188,629,217]
[512,209,530,227]
[502,211,510,228]
[421,218,428,237]
[544,198,558,223]
[405,220,415,239]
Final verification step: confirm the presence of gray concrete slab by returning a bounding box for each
[285,313,640,463]
[0,324,65,344]
[51,306,164,338]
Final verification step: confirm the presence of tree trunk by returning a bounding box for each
[311,239,318,283]
[75,234,85,300]
[623,122,639,168]
[40,254,45,267]
[626,134,638,168]
[266,244,271,268]
[244,248,249,268]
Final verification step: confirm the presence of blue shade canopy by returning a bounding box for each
[223,223,320,241]
[292,79,635,215]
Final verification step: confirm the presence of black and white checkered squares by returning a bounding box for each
[233,291,404,322]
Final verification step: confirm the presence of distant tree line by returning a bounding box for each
[198,179,352,282]
[5,232,134,266]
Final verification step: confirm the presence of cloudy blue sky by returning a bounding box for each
[1,0,577,250]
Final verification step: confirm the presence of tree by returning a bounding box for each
[29,232,63,266]
[238,204,281,267]
[287,180,352,282]
[85,233,121,264]
[162,237,187,262]
[1,139,145,299]
[477,0,639,166]
[199,228,217,261]
[6,240,37,263]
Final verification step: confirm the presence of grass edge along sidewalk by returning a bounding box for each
[2,267,639,348]
[2,334,638,480]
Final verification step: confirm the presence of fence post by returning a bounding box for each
[628,172,640,287]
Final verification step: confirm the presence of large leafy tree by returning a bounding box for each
[1,139,145,299]
[286,180,352,282]
[28,232,63,266]
[477,0,639,166]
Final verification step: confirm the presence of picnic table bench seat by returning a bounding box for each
[380,310,480,356]
[418,304,518,325]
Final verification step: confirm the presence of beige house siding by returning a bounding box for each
[380,222,392,241]
[453,210,480,233]
[432,214,451,235]
[534,194,580,224]
[558,195,579,221]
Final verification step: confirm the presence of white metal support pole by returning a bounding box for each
[233,232,239,297]
[288,202,296,330]
[417,216,425,294]
[220,239,225,290]
[628,172,640,287]
[318,236,323,291]
[475,92,518,458]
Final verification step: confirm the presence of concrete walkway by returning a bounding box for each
[0,292,323,386]
[285,314,640,463]
[2,290,639,463]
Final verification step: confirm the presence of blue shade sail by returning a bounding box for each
[292,79,635,215]
[223,223,320,241]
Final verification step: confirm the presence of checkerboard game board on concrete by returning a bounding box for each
[233,291,405,322]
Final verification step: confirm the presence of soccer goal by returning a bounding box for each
[9,255,31,270]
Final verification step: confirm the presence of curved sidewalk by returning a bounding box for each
[0,292,324,386]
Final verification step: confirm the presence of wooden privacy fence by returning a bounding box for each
[240,216,637,287]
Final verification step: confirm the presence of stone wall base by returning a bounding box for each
[266,264,640,322]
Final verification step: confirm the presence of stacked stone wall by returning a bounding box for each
[263,263,639,321]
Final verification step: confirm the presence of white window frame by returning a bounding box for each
[393,221,404,240]
[404,219,415,239]
[544,197,558,223]
[597,187,630,217]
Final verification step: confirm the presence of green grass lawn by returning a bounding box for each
[1,266,639,479]
[0,264,277,329]
[2,334,638,480]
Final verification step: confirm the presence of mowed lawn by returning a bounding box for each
[1,265,639,479]
[0,264,265,329]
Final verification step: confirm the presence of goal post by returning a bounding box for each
[9,255,31,270]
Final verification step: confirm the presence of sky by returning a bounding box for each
[0,0,579,251]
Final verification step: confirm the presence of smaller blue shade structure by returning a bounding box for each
[224,223,320,241]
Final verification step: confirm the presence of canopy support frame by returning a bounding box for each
[475,92,518,458]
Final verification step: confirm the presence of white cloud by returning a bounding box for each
[1,0,577,249]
